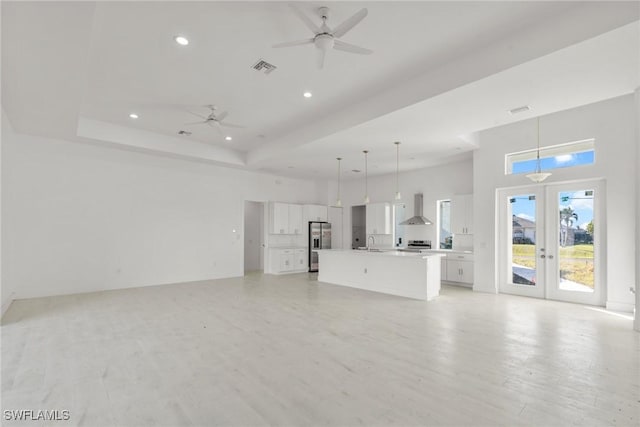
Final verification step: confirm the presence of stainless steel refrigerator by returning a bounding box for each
[309,221,331,272]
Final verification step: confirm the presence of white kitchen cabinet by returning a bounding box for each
[288,204,303,234]
[444,253,474,284]
[269,202,303,234]
[304,204,328,222]
[270,202,289,234]
[366,202,391,235]
[451,194,473,234]
[270,248,307,274]
[279,250,294,272]
[294,249,306,270]
[441,257,448,281]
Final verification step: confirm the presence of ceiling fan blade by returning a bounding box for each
[215,111,229,122]
[332,8,368,38]
[317,47,326,69]
[184,110,208,120]
[184,120,209,125]
[289,4,320,34]
[219,121,245,129]
[212,121,225,138]
[333,40,373,55]
[272,38,314,48]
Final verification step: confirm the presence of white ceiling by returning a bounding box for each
[2,1,639,179]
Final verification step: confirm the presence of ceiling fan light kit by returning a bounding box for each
[273,5,373,69]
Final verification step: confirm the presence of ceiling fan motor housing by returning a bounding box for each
[315,34,335,51]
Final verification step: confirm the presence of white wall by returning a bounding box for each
[635,88,639,331]
[2,132,327,300]
[329,158,474,250]
[474,94,637,312]
[1,111,16,316]
[1,113,5,315]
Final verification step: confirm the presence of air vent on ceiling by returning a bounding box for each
[509,105,530,115]
[252,59,277,75]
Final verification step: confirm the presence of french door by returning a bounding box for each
[498,180,604,306]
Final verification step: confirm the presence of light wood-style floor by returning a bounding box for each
[2,272,639,426]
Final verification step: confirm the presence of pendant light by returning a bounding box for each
[363,150,370,204]
[394,141,402,200]
[526,117,552,183]
[335,157,342,207]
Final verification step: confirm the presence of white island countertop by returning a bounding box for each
[319,249,445,259]
[317,249,443,301]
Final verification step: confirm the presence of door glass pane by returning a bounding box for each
[558,190,594,292]
[509,194,537,285]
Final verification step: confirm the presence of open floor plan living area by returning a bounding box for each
[2,1,639,426]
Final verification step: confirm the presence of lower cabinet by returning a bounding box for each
[294,249,306,270]
[443,253,474,285]
[270,248,306,274]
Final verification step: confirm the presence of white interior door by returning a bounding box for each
[498,180,604,306]
[498,186,546,299]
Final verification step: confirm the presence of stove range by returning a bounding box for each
[401,240,432,252]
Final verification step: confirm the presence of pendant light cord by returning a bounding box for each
[364,151,368,195]
[536,117,541,173]
[363,150,369,201]
[395,142,400,194]
[337,157,341,201]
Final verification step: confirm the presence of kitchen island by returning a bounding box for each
[317,249,444,300]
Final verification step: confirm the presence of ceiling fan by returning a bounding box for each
[184,105,245,137]
[273,5,372,69]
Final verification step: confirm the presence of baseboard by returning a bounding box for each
[606,300,635,313]
[1,293,16,320]
[472,284,498,294]
[442,281,472,289]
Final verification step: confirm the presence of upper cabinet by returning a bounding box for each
[269,202,303,234]
[270,202,289,234]
[451,194,473,234]
[288,204,303,235]
[304,204,328,222]
[366,202,391,235]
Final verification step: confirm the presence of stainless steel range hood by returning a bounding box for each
[400,194,433,225]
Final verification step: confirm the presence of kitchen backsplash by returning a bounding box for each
[452,233,473,251]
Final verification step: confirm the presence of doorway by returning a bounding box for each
[498,179,604,306]
[351,205,366,249]
[243,201,264,273]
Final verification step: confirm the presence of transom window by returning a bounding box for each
[506,139,595,175]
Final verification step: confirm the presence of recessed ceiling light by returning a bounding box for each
[225,136,232,141]
[174,35,189,46]
[303,91,313,98]
[129,113,138,119]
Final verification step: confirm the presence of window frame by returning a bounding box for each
[505,138,595,175]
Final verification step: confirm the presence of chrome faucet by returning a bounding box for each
[367,235,376,250]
